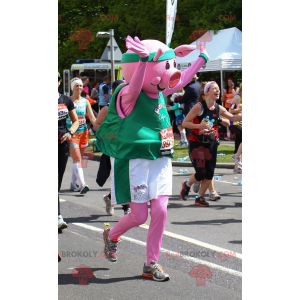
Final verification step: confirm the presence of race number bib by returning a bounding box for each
[160,127,174,156]
[78,116,86,128]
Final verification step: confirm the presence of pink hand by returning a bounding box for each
[199,44,209,59]
[125,35,149,58]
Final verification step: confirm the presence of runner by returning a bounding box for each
[180,81,242,206]
[229,83,242,172]
[168,88,188,146]
[192,81,230,201]
[58,72,79,230]
[95,36,210,281]
[67,77,96,194]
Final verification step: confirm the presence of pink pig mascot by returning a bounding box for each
[95,36,209,281]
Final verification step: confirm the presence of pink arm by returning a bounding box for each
[115,61,147,118]
[162,56,206,97]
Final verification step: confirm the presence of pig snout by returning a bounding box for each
[160,70,181,89]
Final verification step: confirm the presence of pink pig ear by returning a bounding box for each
[174,45,196,57]
[153,48,165,61]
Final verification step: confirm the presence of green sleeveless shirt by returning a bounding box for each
[95,84,174,160]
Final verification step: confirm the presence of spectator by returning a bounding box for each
[221,76,238,140]
[91,82,100,112]
[99,76,111,110]
[82,76,90,96]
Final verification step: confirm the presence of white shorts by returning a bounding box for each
[110,157,172,205]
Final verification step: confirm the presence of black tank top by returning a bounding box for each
[189,100,220,142]
[197,100,219,124]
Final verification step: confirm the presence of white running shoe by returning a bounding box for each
[70,182,80,192]
[209,191,221,201]
[232,154,242,168]
[233,167,242,174]
[103,195,114,216]
[58,215,68,230]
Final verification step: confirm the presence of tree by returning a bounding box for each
[58,0,242,74]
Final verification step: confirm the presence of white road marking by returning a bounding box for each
[72,223,242,277]
[218,180,240,185]
[138,224,242,259]
[59,199,67,202]
[68,230,88,239]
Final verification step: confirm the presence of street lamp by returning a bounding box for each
[96,29,115,82]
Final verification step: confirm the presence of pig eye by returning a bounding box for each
[174,61,176,68]
[166,61,170,70]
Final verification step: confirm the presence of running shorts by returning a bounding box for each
[70,129,89,148]
[176,114,185,126]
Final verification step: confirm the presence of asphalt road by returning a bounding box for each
[58,157,242,300]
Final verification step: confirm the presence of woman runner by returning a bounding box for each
[67,77,96,194]
[180,81,242,206]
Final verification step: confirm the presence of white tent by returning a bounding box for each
[176,27,242,91]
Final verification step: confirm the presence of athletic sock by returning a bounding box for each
[197,194,204,198]
[186,181,191,187]
[73,162,85,186]
[180,130,187,142]
[71,170,77,185]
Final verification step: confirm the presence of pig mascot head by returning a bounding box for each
[121,36,206,95]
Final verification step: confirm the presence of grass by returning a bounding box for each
[87,136,235,163]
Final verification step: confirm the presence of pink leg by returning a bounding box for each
[146,195,168,265]
[109,202,148,240]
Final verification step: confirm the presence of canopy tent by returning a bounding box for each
[176,27,242,91]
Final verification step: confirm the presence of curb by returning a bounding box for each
[90,153,235,169]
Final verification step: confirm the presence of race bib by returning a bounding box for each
[160,127,174,156]
[78,116,86,128]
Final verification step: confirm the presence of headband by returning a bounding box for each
[121,49,176,63]
[204,81,216,94]
[71,79,83,91]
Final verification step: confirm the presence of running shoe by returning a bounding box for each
[124,208,131,215]
[182,142,188,146]
[176,141,184,146]
[80,185,89,194]
[195,196,209,207]
[233,167,242,174]
[193,181,201,193]
[180,181,190,201]
[142,261,170,281]
[209,191,221,201]
[103,228,119,263]
[58,215,68,230]
[103,195,114,216]
[231,154,242,168]
[70,182,80,192]
[224,137,231,141]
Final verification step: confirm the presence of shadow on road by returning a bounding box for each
[172,218,242,226]
[228,240,242,244]
[64,214,119,224]
[58,272,143,285]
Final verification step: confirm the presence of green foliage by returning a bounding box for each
[58,0,242,74]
